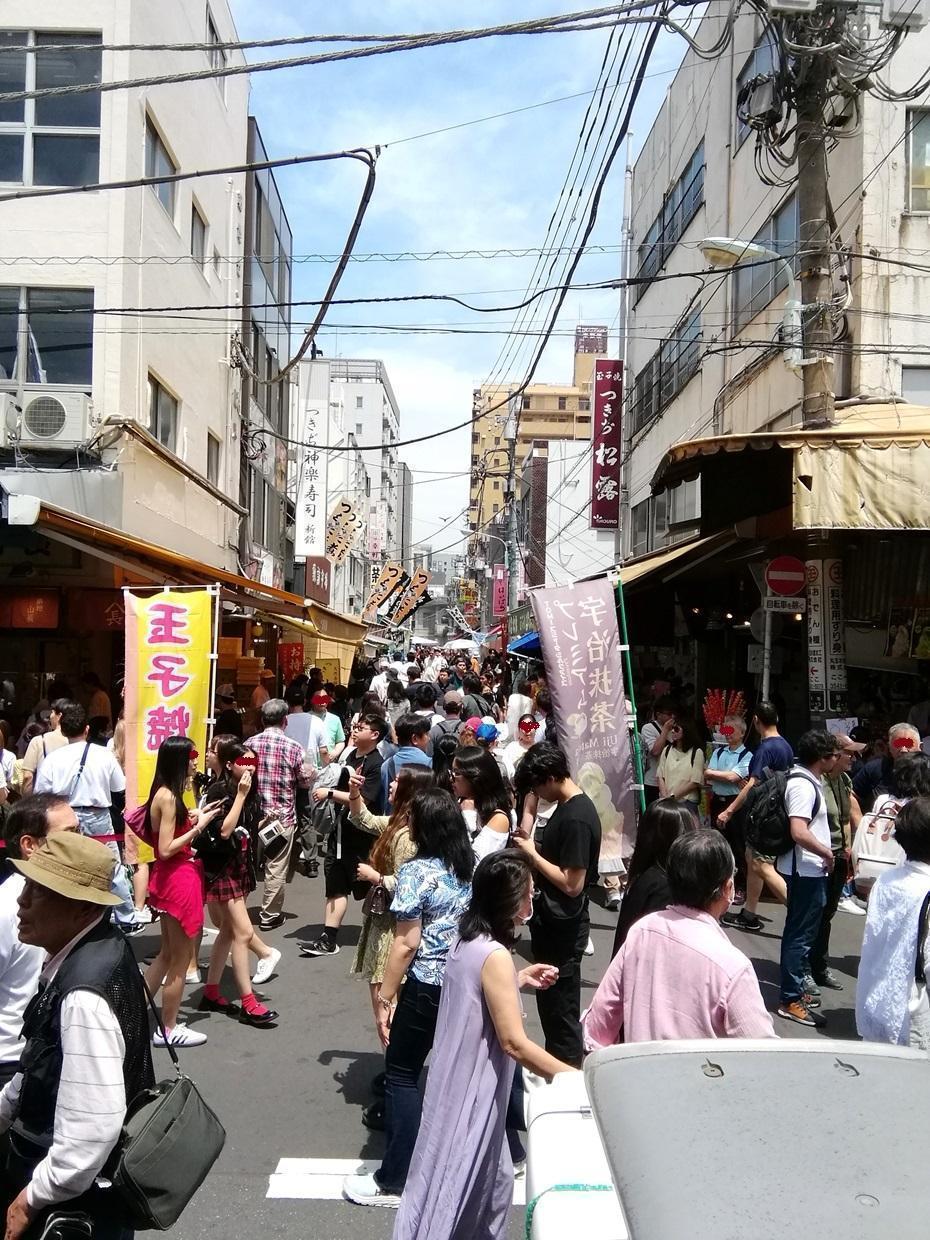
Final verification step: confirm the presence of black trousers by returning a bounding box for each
[0,1131,132,1239]
[809,849,847,980]
[710,795,747,892]
[529,915,587,1068]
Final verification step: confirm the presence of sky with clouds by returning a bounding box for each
[227,1,690,551]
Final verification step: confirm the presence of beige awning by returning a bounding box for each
[617,533,736,589]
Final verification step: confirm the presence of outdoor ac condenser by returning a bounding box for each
[15,388,94,450]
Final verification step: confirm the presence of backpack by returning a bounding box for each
[851,794,906,893]
[712,744,748,765]
[433,719,463,739]
[745,769,822,858]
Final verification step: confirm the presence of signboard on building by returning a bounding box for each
[304,556,331,606]
[294,400,328,559]
[123,588,216,812]
[806,559,826,714]
[824,557,847,713]
[590,358,622,530]
[532,579,636,863]
[278,642,305,684]
[389,568,431,626]
[326,498,363,566]
[492,564,509,618]
[574,325,609,354]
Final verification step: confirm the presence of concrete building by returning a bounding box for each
[397,460,414,572]
[522,439,617,588]
[0,1,249,573]
[621,1,930,562]
[239,119,293,589]
[468,325,607,533]
[329,359,401,568]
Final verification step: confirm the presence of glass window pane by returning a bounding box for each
[910,112,930,212]
[0,134,24,183]
[0,32,26,123]
[33,134,99,187]
[191,208,206,264]
[35,33,102,127]
[26,287,93,385]
[0,286,20,382]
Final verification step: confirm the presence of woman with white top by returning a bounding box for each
[657,715,706,806]
[452,745,514,861]
[502,714,540,777]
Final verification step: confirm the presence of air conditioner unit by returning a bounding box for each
[0,392,19,447]
[15,389,94,450]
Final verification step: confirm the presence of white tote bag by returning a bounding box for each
[852,794,906,894]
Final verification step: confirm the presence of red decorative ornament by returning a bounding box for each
[702,689,747,730]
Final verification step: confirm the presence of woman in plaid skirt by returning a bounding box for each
[201,739,279,1027]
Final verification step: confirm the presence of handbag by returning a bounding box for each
[852,794,906,894]
[256,815,289,861]
[362,882,389,917]
[108,981,226,1230]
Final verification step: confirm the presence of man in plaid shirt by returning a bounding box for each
[249,698,322,930]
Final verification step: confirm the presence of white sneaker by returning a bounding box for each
[200,925,219,945]
[838,896,866,916]
[185,968,201,985]
[154,1022,207,1048]
[605,892,622,911]
[342,1173,400,1208]
[252,947,281,986]
[135,906,154,924]
[584,936,595,956]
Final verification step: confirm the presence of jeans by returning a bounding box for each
[809,850,847,980]
[780,871,829,1002]
[75,808,136,927]
[529,916,587,1067]
[375,975,441,1193]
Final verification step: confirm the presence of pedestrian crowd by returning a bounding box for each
[0,646,929,1239]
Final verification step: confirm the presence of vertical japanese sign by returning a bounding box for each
[123,589,215,812]
[492,564,509,618]
[363,561,406,623]
[532,579,636,865]
[278,642,305,685]
[294,399,328,559]
[590,358,622,530]
[389,568,431,626]
[806,559,826,714]
[824,556,847,714]
[326,498,362,565]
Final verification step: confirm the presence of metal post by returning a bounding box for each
[761,606,773,702]
[206,584,222,744]
[504,396,520,613]
[614,574,646,814]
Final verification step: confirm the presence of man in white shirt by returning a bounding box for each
[368,659,391,705]
[282,684,329,768]
[0,795,79,1086]
[19,700,71,797]
[776,730,839,1029]
[639,696,676,806]
[0,833,154,1238]
[34,703,136,930]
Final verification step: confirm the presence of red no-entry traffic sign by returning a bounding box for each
[765,555,807,597]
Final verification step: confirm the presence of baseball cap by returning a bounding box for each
[311,690,333,706]
[835,732,866,754]
[476,722,498,742]
[464,716,482,732]
[443,690,463,706]
[217,683,236,701]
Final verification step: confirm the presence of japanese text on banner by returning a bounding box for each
[124,589,214,810]
[590,359,622,530]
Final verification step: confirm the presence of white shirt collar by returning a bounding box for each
[41,913,106,985]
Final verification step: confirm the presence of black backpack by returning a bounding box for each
[745,769,822,857]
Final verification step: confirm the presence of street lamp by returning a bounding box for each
[700,236,802,373]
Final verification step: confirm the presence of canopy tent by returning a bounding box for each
[508,630,541,657]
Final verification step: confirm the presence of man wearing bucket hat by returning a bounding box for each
[0,833,154,1239]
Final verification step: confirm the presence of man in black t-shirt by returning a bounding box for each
[298,713,386,959]
[514,743,601,1066]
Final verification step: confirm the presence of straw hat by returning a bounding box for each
[12,833,121,906]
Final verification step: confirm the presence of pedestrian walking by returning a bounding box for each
[584,830,775,1047]
[612,797,697,955]
[18,699,69,797]
[143,736,223,1048]
[451,745,513,861]
[706,714,752,900]
[0,833,155,1237]
[393,850,574,1239]
[342,789,473,1208]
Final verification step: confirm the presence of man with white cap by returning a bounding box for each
[0,832,154,1239]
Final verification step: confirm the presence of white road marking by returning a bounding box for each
[267,1157,526,1205]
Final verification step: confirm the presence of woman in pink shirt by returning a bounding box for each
[584,830,775,1047]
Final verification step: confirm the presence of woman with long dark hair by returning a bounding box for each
[451,745,513,861]
[144,735,222,1048]
[201,740,279,1027]
[343,789,474,1209]
[385,677,409,729]
[431,733,459,794]
[394,850,574,1238]
[613,798,697,955]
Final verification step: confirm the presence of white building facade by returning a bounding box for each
[621,2,930,559]
[0,0,250,570]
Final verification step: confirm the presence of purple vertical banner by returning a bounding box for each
[531,577,635,867]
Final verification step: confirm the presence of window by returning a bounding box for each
[356,395,364,409]
[148,375,178,451]
[213,247,221,279]
[250,322,264,411]
[579,397,590,411]
[902,366,930,402]
[251,469,265,544]
[264,481,279,549]
[736,36,776,148]
[635,142,705,290]
[668,478,700,526]
[0,286,94,387]
[631,500,650,557]
[358,423,365,437]
[0,31,101,187]
[191,204,207,269]
[907,110,930,212]
[558,396,567,411]
[206,432,220,486]
[206,10,227,76]
[522,396,531,409]
[733,194,798,331]
[145,117,177,216]
[278,254,290,307]
[256,190,277,288]
[630,310,702,433]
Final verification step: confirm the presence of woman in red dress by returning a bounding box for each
[144,736,222,1049]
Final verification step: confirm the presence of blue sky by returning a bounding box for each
[228,1,689,548]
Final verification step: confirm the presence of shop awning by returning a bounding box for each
[651,402,930,532]
[617,533,737,589]
[508,630,541,656]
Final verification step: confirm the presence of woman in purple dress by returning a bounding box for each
[394,849,577,1240]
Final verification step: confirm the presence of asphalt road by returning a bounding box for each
[128,875,867,1240]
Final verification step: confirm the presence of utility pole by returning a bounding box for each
[795,21,837,428]
[502,393,520,679]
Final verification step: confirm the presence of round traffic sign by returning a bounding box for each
[765,555,807,597]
